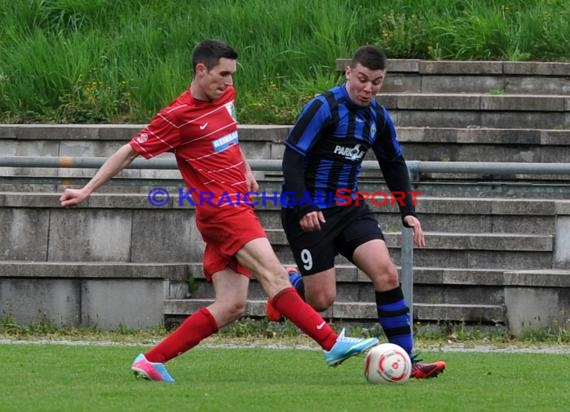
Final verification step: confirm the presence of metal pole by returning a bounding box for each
[3,156,570,175]
[400,227,414,336]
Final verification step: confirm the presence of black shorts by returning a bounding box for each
[281,202,384,275]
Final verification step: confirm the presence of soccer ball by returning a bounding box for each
[363,343,412,384]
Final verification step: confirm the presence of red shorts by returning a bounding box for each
[196,205,267,281]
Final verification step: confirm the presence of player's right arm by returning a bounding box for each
[282,147,325,231]
[283,95,332,231]
[59,143,139,207]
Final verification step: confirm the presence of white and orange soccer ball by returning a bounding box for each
[363,343,412,384]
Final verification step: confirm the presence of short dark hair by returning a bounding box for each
[191,39,238,73]
[350,45,387,71]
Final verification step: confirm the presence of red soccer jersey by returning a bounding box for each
[130,86,247,206]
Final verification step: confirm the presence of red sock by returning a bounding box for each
[271,287,337,351]
[145,307,218,363]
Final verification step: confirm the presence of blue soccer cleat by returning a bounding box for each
[131,353,175,383]
[324,329,379,366]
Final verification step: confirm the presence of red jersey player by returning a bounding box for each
[59,39,378,382]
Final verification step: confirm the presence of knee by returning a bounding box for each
[371,263,400,289]
[387,264,399,284]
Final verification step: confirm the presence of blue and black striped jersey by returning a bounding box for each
[283,84,404,208]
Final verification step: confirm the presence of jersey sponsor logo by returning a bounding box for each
[225,102,237,121]
[212,131,239,152]
[333,143,366,161]
[199,123,208,130]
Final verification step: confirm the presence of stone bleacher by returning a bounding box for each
[0,59,569,333]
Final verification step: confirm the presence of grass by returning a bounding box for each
[1,0,569,124]
[1,342,569,412]
[1,318,568,410]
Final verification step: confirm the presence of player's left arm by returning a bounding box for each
[373,106,425,246]
[240,147,259,192]
[379,156,425,247]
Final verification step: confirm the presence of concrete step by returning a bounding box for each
[405,181,570,199]
[3,125,570,162]
[2,191,564,233]
[377,93,569,129]
[183,263,569,306]
[191,262,568,281]
[184,262,507,285]
[398,127,570,164]
[414,303,505,323]
[336,59,570,95]
[2,260,566,332]
[163,298,506,324]
[266,229,553,251]
[415,197,561,234]
[265,229,554,270]
[0,261,191,329]
[267,246,553,272]
[170,267,569,329]
[0,260,190,279]
[322,248,553,271]
[253,196,568,236]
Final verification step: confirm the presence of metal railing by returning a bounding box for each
[3,155,570,175]
[3,155,570,326]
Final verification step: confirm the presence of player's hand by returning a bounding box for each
[59,188,89,207]
[245,170,259,192]
[299,210,326,232]
[403,215,426,247]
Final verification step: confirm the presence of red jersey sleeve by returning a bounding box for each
[130,108,183,159]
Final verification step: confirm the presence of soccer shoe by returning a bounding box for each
[266,298,283,322]
[324,329,379,366]
[411,360,446,379]
[131,353,175,383]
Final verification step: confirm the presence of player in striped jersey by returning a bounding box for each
[270,45,446,379]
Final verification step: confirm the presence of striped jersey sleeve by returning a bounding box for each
[284,95,331,155]
[371,105,403,161]
[130,105,183,159]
